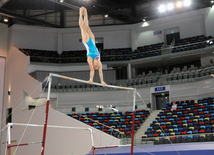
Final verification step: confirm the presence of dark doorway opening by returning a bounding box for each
[156,94,169,110]
[166,32,180,45]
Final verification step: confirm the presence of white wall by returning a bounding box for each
[201,53,214,66]
[2,46,41,129]
[1,106,120,155]
[0,23,8,57]
[1,47,119,155]
[0,57,5,150]
[135,8,206,47]
[204,7,214,36]
[11,25,58,51]
[8,7,213,52]
[57,77,214,111]
[62,27,132,51]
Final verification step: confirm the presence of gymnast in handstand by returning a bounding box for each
[79,6,107,85]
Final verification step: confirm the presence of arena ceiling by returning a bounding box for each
[0,0,213,28]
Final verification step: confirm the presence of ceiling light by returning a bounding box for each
[167,3,174,11]
[59,0,63,2]
[4,17,8,22]
[104,14,108,18]
[211,1,214,4]
[143,19,146,22]
[158,5,166,13]
[176,1,183,8]
[142,22,149,27]
[184,0,191,7]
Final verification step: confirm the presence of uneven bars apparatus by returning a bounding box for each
[40,73,136,155]
[6,123,94,155]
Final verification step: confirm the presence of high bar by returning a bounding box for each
[50,73,136,91]
[8,123,91,130]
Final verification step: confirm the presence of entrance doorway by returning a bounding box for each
[166,32,180,45]
[156,94,169,110]
[151,92,170,110]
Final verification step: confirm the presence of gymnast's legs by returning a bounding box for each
[79,7,96,44]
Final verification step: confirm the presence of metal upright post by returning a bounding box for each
[41,74,52,155]
[7,123,11,155]
[131,90,136,155]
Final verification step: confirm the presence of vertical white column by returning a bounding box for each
[7,124,11,145]
[131,28,137,51]
[57,32,63,55]
[127,63,132,80]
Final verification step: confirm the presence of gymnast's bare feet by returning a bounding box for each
[101,81,107,86]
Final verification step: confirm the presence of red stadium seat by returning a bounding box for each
[180,117,185,120]
[181,131,187,135]
[153,134,159,137]
[177,121,182,124]
[205,114,211,117]
[199,130,205,133]
[103,129,108,132]
[199,122,205,125]
[126,131,132,135]
[161,126,166,129]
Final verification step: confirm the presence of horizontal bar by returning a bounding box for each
[141,132,214,140]
[8,123,90,130]
[94,144,131,149]
[7,141,42,148]
[50,73,136,91]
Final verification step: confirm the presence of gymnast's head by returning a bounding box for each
[93,59,100,70]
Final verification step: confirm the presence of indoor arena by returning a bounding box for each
[0,0,214,155]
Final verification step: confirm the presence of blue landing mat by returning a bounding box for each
[87,142,214,155]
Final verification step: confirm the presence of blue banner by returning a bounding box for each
[154,30,162,35]
[155,86,166,92]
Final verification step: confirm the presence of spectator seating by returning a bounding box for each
[134,42,164,59]
[20,49,60,63]
[142,97,214,144]
[166,65,214,81]
[172,35,214,53]
[19,35,214,64]
[67,109,150,138]
[127,72,161,86]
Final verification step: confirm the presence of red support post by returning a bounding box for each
[92,146,95,155]
[131,110,135,155]
[8,147,11,155]
[41,100,50,155]
[7,143,29,148]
